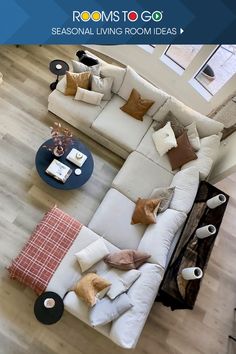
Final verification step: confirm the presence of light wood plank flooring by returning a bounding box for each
[0,45,236,354]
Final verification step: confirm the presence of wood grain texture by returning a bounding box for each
[0,45,236,354]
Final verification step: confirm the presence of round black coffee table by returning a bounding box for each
[35,138,94,190]
[49,59,69,91]
[34,291,64,325]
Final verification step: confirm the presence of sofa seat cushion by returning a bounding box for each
[170,167,199,214]
[49,87,108,128]
[112,151,173,202]
[118,66,170,116]
[88,188,146,250]
[138,209,187,268]
[110,263,164,349]
[64,291,111,337]
[46,226,119,297]
[136,122,176,172]
[92,95,153,152]
[153,96,224,138]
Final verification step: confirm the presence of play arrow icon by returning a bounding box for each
[180,28,184,34]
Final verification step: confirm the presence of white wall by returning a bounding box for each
[88,45,236,115]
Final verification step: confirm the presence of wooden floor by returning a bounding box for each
[0,45,236,354]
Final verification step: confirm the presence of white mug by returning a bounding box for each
[206,194,226,209]
[182,267,203,280]
[44,298,55,309]
[56,64,62,70]
[196,224,216,239]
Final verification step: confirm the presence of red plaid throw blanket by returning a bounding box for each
[8,207,82,294]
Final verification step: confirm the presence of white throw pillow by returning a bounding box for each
[138,209,187,268]
[170,167,199,214]
[118,66,169,116]
[181,134,221,180]
[153,96,224,138]
[100,63,126,93]
[72,60,101,76]
[102,269,141,300]
[91,75,113,101]
[89,293,133,327]
[152,122,177,156]
[74,87,104,105]
[75,238,109,272]
[186,122,200,151]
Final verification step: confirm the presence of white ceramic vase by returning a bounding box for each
[181,267,203,280]
[206,194,226,209]
[196,224,216,239]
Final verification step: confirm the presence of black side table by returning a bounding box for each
[49,59,69,91]
[34,291,64,325]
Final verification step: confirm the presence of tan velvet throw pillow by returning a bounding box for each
[73,273,111,307]
[131,198,161,225]
[153,111,186,138]
[104,250,151,270]
[120,88,155,121]
[65,71,91,96]
[167,131,198,170]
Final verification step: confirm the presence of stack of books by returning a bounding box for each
[46,159,72,183]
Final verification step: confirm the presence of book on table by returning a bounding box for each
[46,159,72,183]
[66,148,87,167]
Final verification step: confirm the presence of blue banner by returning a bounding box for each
[0,0,236,44]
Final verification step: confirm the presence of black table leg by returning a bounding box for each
[50,75,59,91]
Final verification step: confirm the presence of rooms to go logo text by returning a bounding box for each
[72,10,163,23]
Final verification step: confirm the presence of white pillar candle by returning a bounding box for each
[182,267,203,280]
[196,224,216,239]
[56,64,62,70]
[44,298,55,308]
[206,194,226,209]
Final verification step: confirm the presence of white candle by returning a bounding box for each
[44,298,55,308]
[206,194,226,209]
[196,224,216,239]
[56,64,62,70]
[182,267,203,280]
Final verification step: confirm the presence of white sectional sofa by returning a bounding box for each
[47,51,224,348]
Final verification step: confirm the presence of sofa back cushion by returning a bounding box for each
[138,209,187,268]
[153,96,224,138]
[170,167,199,214]
[118,66,169,117]
[100,63,126,93]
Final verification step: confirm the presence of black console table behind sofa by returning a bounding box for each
[157,181,229,310]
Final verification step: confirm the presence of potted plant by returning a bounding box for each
[44,122,73,157]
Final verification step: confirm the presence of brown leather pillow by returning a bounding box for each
[73,273,111,307]
[167,131,198,170]
[131,198,161,225]
[120,88,155,121]
[104,250,151,270]
[65,71,91,96]
[153,111,186,138]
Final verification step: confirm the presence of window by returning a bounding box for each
[165,45,202,69]
[195,45,236,95]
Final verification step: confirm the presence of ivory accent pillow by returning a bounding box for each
[152,122,177,156]
[89,293,133,326]
[74,273,111,307]
[153,111,185,138]
[150,187,175,212]
[186,122,200,151]
[131,198,161,225]
[104,250,151,270]
[167,131,198,170]
[65,71,91,96]
[74,87,104,105]
[75,238,109,272]
[91,75,113,101]
[100,63,126,93]
[72,60,101,76]
[120,88,155,121]
[102,269,141,300]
